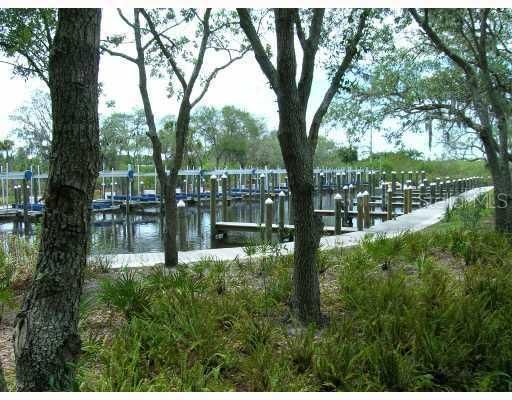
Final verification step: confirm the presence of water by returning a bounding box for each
[0,193,388,255]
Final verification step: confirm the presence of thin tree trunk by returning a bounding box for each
[489,163,512,233]
[14,9,101,391]
[163,176,178,266]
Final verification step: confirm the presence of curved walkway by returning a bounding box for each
[100,186,493,269]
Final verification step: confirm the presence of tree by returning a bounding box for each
[329,9,511,231]
[9,90,52,160]
[0,360,5,391]
[409,9,512,231]
[0,8,56,87]
[191,105,266,168]
[237,8,371,324]
[13,9,102,391]
[337,145,358,164]
[100,109,149,169]
[0,139,15,167]
[102,8,246,266]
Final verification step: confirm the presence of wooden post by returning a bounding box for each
[419,183,426,207]
[319,172,324,209]
[279,190,285,239]
[403,185,409,214]
[381,182,387,211]
[334,193,342,234]
[210,175,217,238]
[341,172,347,187]
[391,170,397,192]
[400,171,405,191]
[387,187,393,221]
[23,178,29,236]
[430,183,436,204]
[14,185,19,207]
[288,189,294,225]
[248,174,253,200]
[221,173,228,221]
[336,172,341,194]
[265,197,273,242]
[349,183,354,210]
[259,173,265,224]
[363,191,371,228]
[356,192,363,231]
[343,185,351,227]
[407,186,413,213]
[177,199,186,249]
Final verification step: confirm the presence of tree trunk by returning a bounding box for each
[14,9,101,391]
[163,176,178,266]
[0,360,6,391]
[290,179,323,323]
[489,162,512,233]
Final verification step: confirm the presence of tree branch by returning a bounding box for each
[191,49,248,108]
[308,9,368,152]
[409,8,476,78]
[237,8,279,91]
[100,45,137,64]
[139,8,188,92]
[185,8,212,100]
[297,8,325,111]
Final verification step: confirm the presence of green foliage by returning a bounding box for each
[97,269,149,320]
[354,150,488,178]
[78,202,512,391]
[0,8,56,84]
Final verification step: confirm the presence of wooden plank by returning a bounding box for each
[314,209,403,218]
[215,221,356,234]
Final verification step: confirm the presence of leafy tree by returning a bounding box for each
[337,145,358,164]
[191,105,266,168]
[0,139,15,167]
[102,8,247,267]
[14,9,102,391]
[237,8,374,324]
[0,8,56,87]
[329,9,510,231]
[9,90,52,160]
[100,109,149,169]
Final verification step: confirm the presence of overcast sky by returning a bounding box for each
[0,8,439,159]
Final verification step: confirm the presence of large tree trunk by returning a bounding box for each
[274,10,324,325]
[289,176,323,323]
[13,9,101,391]
[0,360,6,391]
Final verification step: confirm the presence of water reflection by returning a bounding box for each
[1,193,388,255]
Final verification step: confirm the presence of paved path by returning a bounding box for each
[98,186,492,269]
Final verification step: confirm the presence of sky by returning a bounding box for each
[0,8,440,160]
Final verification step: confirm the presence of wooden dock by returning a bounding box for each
[314,209,404,218]
[215,221,356,235]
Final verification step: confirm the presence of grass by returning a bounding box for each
[352,152,489,179]
[75,194,512,391]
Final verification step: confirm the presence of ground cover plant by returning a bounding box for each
[72,192,512,391]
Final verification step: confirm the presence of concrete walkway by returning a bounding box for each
[99,186,493,269]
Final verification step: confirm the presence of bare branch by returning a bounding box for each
[191,49,249,107]
[100,45,137,64]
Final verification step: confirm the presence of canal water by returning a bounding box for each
[0,193,386,255]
